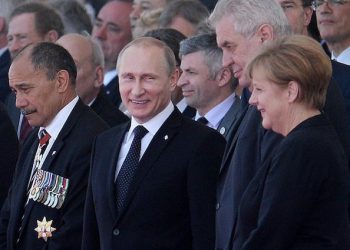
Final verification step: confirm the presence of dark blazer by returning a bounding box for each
[233,115,350,250]
[4,92,20,133]
[91,90,129,127]
[0,102,18,208]
[215,79,350,250]
[331,60,350,134]
[182,105,196,118]
[0,49,11,103]
[0,99,108,250]
[82,108,226,250]
[102,75,122,107]
[217,96,242,141]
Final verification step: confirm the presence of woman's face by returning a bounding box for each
[249,67,290,135]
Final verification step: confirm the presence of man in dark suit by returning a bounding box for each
[92,0,133,107]
[82,37,226,250]
[0,49,11,103]
[57,33,129,127]
[0,102,18,208]
[0,42,108,250]
[178,33,241,141]
[209,0,350,249]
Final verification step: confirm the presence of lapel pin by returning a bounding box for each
[219,127,226,135]
[34,217,56,242]
[52,151,56,156]
[164,135,168,140]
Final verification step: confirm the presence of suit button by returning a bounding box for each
[113,229,120,236]
[216,203,220,210]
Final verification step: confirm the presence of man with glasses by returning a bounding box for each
[314,0,350,65]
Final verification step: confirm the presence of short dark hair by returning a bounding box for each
[159,0,209,32]
[144,28,186,67]
[10,2,64,38]
[15,42,77,86]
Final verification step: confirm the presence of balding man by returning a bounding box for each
[82,37,225,250]
[57,33,129,127]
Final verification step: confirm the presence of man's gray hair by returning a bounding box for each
[209,0,291,38]
[179,33,223,79]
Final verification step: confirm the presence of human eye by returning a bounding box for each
[281,3,295,10]
[108,24,121,33]
[94,19,102,28]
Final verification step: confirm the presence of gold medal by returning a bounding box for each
[34,217,56,242]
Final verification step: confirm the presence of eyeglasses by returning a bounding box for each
[312,0,350,10]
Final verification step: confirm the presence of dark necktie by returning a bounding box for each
[197,116,209,125]
[19,116,32,145]
[115,125,148,212]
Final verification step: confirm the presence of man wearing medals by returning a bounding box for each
[0,42,108,250]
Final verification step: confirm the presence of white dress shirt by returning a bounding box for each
[332,47,350,65]
[103,69,117,86]
[115,101,174,179]
[35,97,79,170]
[195,93,235,129]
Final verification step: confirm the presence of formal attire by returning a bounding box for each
[91,90,129,127]
[215,79,350,250]
[176,98,196,118]
[102,70,122,107]
[233,115,350,249]
[0,98,108,250]
[332,47,350,65]
[82,102,226,250]
[0,102,19,208]
[0,48,11,103]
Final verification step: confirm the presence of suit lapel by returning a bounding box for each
[115,109,182,222]
[217,97,241,140]
[219,104,249,174]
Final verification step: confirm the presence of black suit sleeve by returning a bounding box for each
[187,129,226,250]
[82,140,100,250]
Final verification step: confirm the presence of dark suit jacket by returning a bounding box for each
[91,90,129,127]
[233,115,350,250]
[217,97,242,141]
[82,108,226,250]
[0,102,18,208]
[0,50,11,103]
[0,99,108,250]
[215,79,350,250]
[4,92,20,133]
[102,75,122,107]
[331,60,350,139]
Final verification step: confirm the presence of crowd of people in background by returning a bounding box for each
[0,0,349,249]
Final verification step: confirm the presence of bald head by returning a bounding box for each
[57,33,104,104]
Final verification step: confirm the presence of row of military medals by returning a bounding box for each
[28,139,69,209]
[29,169,69,209]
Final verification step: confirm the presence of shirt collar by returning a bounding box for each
[38,97,79,140]
[127,101,174,141]
[103,69,118,86]
[332,47,350,65]
[176,98,187,113]
[195,93,235,128]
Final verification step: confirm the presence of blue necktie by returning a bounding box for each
[116,125,148,212]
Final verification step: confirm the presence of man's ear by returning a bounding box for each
[256,23,274,43]
[45,30,60,42]
[93,66,104,88]
[0,17,6,34]
[56,70,70,93]
[169,68,180,91]
[287,81,299,103]
[217,67,233,87]
[303,7,313,28]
